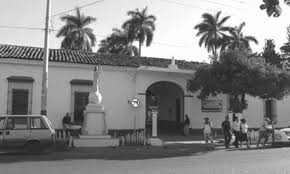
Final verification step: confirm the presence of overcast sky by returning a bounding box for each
[1,0,290,62]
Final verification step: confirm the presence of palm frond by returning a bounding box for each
[218,16,230,26]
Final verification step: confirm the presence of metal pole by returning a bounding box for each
[41,0,51,116]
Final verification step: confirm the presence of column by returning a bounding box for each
[151,110,158,137]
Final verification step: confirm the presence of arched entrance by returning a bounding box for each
[146,81,184,135]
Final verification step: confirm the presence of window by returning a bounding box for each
[7,76,34,115]
[70,81,92,123]
[0,117,5,129]
[6,117,28,130]
[30,117,47,129]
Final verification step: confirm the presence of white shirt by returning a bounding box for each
[203,122,212,133]
[232,121,240,132]
[241,123,248,133]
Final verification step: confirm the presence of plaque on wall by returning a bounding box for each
[201,100,223,112]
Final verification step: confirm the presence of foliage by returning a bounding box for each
[122,7,156,56]
[187,49,290,113]
[56,8,96,52]
[260,0,290,17]
[97,28,138,56]
[262,39,282,66]
[220,22,258,51]
[194,11,232,61]
[280,25,290,55]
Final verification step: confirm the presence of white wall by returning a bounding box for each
[0,62,42,116]
[242,96,264,128]
[277,96,290,127]
[0,60,246,131]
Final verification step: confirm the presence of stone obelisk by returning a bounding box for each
[82,65,106,135]
[74,66,119,147]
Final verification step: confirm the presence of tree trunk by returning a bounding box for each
[139,40,142,56]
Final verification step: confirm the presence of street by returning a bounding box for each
[1,145,290,174]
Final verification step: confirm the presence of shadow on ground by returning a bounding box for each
[0,143,217,163]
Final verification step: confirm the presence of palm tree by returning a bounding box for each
[122,7,156,56]
[194,11,231,61]
[56,8,96,52]
[97,28,138,56]
[221,22,258,51]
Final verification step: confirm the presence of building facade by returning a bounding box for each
[0,44,289,135]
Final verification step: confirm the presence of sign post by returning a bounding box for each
[130,98,140,133]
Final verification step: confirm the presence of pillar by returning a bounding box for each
[151,110,158,137]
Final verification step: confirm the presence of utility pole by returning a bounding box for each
[41,0,51,116]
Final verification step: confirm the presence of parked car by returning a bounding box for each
[279,128,290,141]
[0,115,56,152]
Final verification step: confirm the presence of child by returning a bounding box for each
[203,117,215,150]
[240,118,250,148]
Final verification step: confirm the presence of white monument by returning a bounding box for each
[74,66,119,147]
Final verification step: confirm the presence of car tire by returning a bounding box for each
[25,140,41,153]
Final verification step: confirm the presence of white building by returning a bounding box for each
[0,44,289,136]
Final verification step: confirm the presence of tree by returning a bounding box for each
[122,7,156,56]
[187,49,290,114]
[97,28,138,56]
[262,39,281,66]
[280,25,290,55]
[260,0,290,17]
[194,11,232,61]
[56,8,96,52]
[221,22,258,51]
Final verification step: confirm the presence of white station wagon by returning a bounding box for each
[0,115,56,152]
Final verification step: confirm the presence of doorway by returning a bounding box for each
[146,81,184,135]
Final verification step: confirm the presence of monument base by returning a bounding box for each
[149,137,163,146]
[74,135,119,147]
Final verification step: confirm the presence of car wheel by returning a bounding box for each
[25,140,41,153]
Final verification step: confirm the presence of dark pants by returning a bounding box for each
[223,131,231,148]
[233,130,240,148]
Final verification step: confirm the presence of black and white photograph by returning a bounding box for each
[1,0,290,173]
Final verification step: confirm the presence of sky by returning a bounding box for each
[1,0,290,63]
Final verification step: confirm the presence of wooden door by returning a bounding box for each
[12,89,29,115]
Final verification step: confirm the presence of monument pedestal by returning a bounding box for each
[73,103,119,147]
[73,66,119,147]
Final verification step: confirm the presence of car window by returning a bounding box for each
[6,117,28,130]
[0,117,5,129]
[30,117,47,129]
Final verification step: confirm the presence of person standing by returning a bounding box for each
[232,116,240,148]
[221,115,232,148]
[184,114,190,136]
[257,117,272,148]
[203,117,215,150]
[240,118,250,148]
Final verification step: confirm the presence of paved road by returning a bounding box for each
[1,145,290,174]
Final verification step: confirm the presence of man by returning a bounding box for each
[232,116,240,148]
[183,114,190,136]
[221,115,232,148]
[257,117,272,148]
[62,112,71,129]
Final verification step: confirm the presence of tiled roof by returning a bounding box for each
[0,44,202,70]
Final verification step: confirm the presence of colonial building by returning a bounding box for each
[0,44,289,135]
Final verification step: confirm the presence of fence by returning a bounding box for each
[55,129,146,146]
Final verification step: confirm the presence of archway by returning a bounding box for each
[146,81,184,135]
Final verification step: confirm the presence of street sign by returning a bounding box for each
[131,98,140,108]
